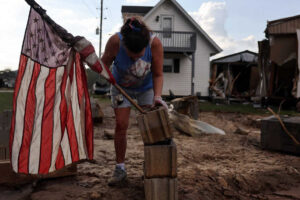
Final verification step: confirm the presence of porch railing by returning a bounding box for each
[153,31,196,53]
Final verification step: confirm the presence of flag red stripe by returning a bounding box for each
[55,147,65,170]
[81,63,93,159]
[56,66,69,169]
[76,53,92,159]
[10,55,28,161]
[80,45,95,60]
[75,53,85,105]
[78,52,93,159]
[59,65,69,141]
[63,62,80,162]
[18,63,41,173]
[66,106,80,162]
[39,68,56,174]
[91,60,103,73]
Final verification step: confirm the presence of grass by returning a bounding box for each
[0,91,298,116]
[0,92,13,112]
[0,92,110,113]
[199,101,300,116]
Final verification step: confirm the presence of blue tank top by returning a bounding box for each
[112,32,153,92]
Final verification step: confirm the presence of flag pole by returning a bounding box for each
[99,0,103,57]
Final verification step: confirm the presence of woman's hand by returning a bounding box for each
[153,96,168,109]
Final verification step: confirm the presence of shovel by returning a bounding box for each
[112,83,173,144]
[113,83,146,114]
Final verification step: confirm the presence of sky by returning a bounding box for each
[1,0,300,71]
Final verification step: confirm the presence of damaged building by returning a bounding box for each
[258,15,300,106]
[209,50,259,100]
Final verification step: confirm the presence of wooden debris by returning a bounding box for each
[210,86,225,98]
[137,107,172,145]
[90,97,104,124]
[234,127,249,135]
[170,96,198,120]
[168,110,225,136]
[0,160,77,186]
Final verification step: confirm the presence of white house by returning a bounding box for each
[121,0,222,96]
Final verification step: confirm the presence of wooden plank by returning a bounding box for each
[144,178,178,200]
[144,140,177,178]
[0,146,8,160]
[261,116,300,155]
[137,107,173,145]
[144,115,154,143]
[158,109,169,139]
[0,161,77,186]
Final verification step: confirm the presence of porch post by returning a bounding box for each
[191,52,195,95]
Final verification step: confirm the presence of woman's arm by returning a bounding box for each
[101,33,120,68]
[151,37,164,97]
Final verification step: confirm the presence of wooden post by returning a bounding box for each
[144,178,178,200]
[211,63,217,85]
[144,140,177,178]
[170,96,198,120]
[268,63,275,96]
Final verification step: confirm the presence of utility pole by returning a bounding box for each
[99,0,103,57]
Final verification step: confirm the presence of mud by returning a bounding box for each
[1,100,300,200]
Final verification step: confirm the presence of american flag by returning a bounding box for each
[9,2,114,174]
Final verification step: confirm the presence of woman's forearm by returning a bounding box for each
[152,74,163,97]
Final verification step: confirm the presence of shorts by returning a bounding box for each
[110,86,154,108]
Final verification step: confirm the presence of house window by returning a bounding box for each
[162,17,172,38]
[163,58,180,73]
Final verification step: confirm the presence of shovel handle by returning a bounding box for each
[113,84,146,114]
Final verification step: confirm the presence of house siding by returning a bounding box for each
[162,55,191,95]
[194,38,213,96]
[143,0,217,96]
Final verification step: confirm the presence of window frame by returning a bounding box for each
[161,16,173,38]
[163,58,180,73]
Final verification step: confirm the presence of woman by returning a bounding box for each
[101,17,167,186]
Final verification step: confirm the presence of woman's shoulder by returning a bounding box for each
[151,37,162,50]
[101,33,120,64]
[104,33,120,56]
[108,33,120,48]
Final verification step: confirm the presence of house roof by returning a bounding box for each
[143,0,222,54]
[121,6,153,14]
[211,50,258,64]
[265,14,300,36]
